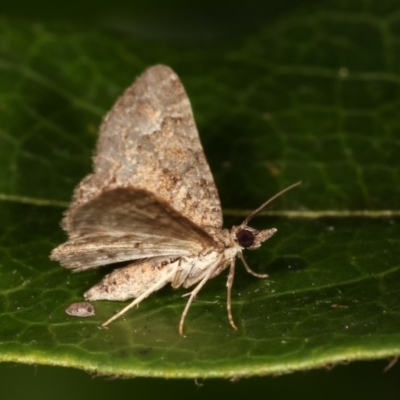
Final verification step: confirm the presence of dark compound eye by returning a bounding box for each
[236,229,255,248]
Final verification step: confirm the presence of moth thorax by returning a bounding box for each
[236,229,255,248]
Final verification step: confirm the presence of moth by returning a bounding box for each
[51,65,300,335]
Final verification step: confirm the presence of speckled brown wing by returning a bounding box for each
[66,64,222,233]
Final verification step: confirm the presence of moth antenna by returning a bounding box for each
[242,181,302,226]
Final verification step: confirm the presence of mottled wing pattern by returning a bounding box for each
[51,188,215,271]
[67,64,222,232]
[84,256,180,301]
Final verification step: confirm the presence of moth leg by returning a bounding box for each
[101,269,176,328]
[226,259,238,331]
[239,252,269,278]
[179,267,217,336]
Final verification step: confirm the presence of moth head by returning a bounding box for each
[233,226,277,250]
[233,181,302,250]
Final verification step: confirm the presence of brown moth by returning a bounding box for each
[51,65,300,335]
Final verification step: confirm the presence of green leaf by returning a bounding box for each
[1,0,400,379]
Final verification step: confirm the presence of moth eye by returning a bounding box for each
[236,229,255,248]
